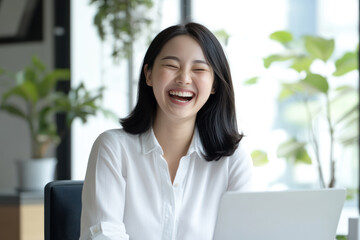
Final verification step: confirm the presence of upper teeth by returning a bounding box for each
[169,90,193,97]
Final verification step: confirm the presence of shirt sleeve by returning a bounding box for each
[227,143,253,192]
[79,131,130,240]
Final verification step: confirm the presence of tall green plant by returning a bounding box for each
[0,56,113,159]
[90,0,154,61]
[89,0,154,110]
[248,31,358,188]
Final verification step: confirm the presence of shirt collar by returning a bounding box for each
[141,128,163,155]
[141,127,204,159]
[187,128,203,158]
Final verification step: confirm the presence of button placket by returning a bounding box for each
[158,154,176,240]
[172,156,190,240]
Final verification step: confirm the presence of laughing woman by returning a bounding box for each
[80,22,253,240]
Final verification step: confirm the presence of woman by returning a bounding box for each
[80,22,253,240]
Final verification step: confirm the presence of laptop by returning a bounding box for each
[213,188,346,240]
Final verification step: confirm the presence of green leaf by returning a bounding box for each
[280,82,306,95]
[94,11,106,41]
[263,54,293,68]
[335,85,356,92]
[0,103,27,120]
[32,56,46,72]
[38,105,59,139]
[251,150,269,167]
[213,29,230,46]
[15,71,26,85]
[295,148,312,164]
[277,139,312,164]
[20,80,39,103]
[38,69,70,97]
[270,31,293,44]
[333,51,358,76]
[304,36,334,62]
[277,139,304,158]
[290,56,314,72]
[345,188,357,201]
[2,80,39,104]
[24,67,37,83]
[301,73,329,94]
[244,77,259,85]
[278,86,296,100]
[336,235,347,240]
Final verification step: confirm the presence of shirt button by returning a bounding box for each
[174,183,179,188]
[90,224,101,235]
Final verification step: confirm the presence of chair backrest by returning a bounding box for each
[44,180,84,240]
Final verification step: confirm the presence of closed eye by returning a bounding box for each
[164,64,178,69]
[193,67,210,73]
[192,63,210,72]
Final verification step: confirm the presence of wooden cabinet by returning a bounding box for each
[0,191,43,240]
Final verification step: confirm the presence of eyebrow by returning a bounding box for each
[160,56,209,65]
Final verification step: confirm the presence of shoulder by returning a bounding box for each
[91,128,141,154]
[231,142,252,161]
[226,142,253,176]
[98,128,132,139]
[95,128,138,145]
[89,129,141,168]
[85,129,132,185]
[226,142,253,191]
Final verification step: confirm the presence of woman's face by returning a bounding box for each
[145,35,215,125]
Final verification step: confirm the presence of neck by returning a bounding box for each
[153,115,195,158]
[152,112,196,183]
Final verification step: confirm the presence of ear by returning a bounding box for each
[211,79,217,94]
[144,64,152,86]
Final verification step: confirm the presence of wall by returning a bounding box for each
[0,0,54,189]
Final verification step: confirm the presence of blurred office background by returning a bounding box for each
[0,0,358,235]
[71,0,359,195]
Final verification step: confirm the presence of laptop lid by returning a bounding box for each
[213,188,346,240]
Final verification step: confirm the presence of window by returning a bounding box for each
[193,0,358,234]
[71,0,180,180]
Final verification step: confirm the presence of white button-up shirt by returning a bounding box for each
[80,128,253,240]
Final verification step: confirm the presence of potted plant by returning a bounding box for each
[247,31,358,189]
[0,56,112,191]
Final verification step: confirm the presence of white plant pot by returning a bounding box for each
[15,157,57,192]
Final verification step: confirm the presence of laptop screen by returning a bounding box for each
[213,188,346,240]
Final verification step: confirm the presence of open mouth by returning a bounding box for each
[169,90,194,103]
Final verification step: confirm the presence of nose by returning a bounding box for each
[176,69,192,85]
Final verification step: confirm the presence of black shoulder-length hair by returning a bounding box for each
[121,22,244,161]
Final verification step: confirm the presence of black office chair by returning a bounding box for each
[44,180,84,240]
